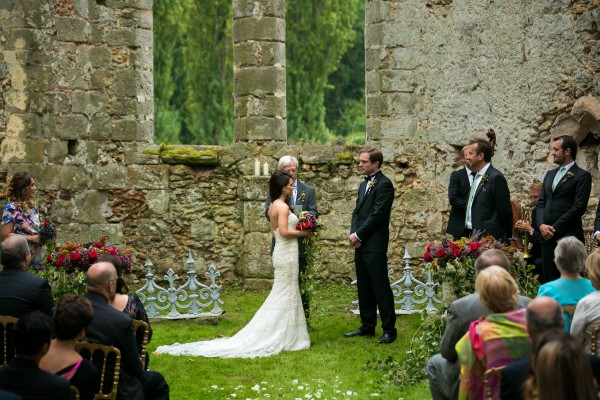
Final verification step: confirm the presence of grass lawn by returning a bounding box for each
[149,283,431,399]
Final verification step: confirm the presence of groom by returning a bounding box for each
[265,155,318,317]
[346,147,397,344]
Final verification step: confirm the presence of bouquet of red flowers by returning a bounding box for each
[423,235,504,264]
[37,221,57,243]
[45,235,133,274]
[296,211,320,232]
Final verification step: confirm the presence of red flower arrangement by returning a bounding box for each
[37,221,57,244]
[45,235,133,274]
[296,211,321,232]
[423,235,504,265]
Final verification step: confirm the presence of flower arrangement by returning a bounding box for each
[295,211,322,321]
[44,235,133,274]
[296,211,321,232]
[37,221,57,244]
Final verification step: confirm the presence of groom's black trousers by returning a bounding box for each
[355,249,396,334]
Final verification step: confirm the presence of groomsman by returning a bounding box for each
[463,139,512,244]
[446,145,473,240]
[536,135,591,283]
[595,203,600,245]
[265,155,318,317]
[345,147,396,344]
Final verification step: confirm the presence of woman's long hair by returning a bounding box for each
[6,171,34,210]
[269,171,292,204]
[523,330,597,400]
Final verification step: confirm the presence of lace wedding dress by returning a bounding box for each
[156,212,310,358]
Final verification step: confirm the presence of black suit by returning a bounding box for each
[0,358,73,400]
[500,354,600,400]
[469,165,513,244]
[446,167,471,239]
[593,202,600,244]
[0,266,53,317]
[350,170,396,334]
[84,292,169,400]
[536,163,591,282]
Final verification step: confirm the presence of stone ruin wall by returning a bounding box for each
[0,0,599,288]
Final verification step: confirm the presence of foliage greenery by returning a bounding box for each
[150,284,431,399]
[153,1,366,145]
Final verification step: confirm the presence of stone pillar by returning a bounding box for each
[233,0,287,143]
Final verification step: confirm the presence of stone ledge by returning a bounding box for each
[143,145,222,166]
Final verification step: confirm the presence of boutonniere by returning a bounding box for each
[564,171,574,181]
[368,179,378,189]
[300,192,306,202]
[481,174,489,184]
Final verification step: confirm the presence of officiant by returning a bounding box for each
[264,155,319,318]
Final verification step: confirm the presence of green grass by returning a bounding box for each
[149,284,431,399]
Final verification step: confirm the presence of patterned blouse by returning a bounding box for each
[2,202,40,235]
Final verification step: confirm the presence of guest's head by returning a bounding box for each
[358,147,384,174]
[98,253,129,294]
[475,265,519,313]
[528,182,542,208]
[525,296,564,343]
[552,135,577,165]
[277,156,299,182]
[585,249,600,289]
[86,262,119,301]
[53,295,94,341]
[6,171,35,205]
[1,235,31,270]
[269,171,293,203]
[524,330,597,400]
[466,139,493,171]
[554,236,586,275]
[14,311,52,360]
[474,249,511,274]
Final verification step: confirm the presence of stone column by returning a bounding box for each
[233,0,287,143]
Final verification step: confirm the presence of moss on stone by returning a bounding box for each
[158,145,220,165]
[334,151,354,164]
[142,149,160,156]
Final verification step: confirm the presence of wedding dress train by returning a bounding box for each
[155,212,310,358]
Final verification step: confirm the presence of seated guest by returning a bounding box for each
[0,311,73,399]
[570,248,600,353]
[40,295,99,400]
[0,235,53,317]
[426,249,531,400]
[456,266,531,400]
[0,389,21,399]
[84,262,169,400]
[100,254,153,368]
[523,330,597,400]
[501,297,600,400]
[536,236,594,331]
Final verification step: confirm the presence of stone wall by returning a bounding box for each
[1,0,599,288]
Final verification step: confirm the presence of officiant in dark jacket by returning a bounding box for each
[446,145,473,240]
[345,147,396,344]
[264,155,318,317]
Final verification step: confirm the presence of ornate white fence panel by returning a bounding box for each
[136,250,224,319]
[352,248,441,314]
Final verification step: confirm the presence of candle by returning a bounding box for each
[263,162,269,176]
[254,159,260,176]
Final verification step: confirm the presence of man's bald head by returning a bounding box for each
[526,296,564,342]
[474,249,510,274]
[86,262,118,299]
[1,235,31,269]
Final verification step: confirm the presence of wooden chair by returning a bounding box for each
[75,341,121,400]
[0,315,18,366]
[132,319,150,367]
[483,366,505,400]
[71,385,80,400]
[591,325,600,356]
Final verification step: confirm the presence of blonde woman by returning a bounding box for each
[570,248,600,353]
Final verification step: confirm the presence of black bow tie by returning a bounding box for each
[364,174,377,181]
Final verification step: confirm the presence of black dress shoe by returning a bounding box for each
[377,332,397,344]
[344,328,375,338]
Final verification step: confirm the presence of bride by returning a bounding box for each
[156,170,311,358]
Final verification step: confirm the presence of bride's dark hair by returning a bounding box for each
[269,171,292,203]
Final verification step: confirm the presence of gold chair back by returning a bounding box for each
[591,325,600,356]
[75,341,121,400]
[71,385,80,400]
[483,366,505,400]
[132,319,150,367]
[0,315,18,366]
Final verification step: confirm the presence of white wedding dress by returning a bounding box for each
[156,212,310,358]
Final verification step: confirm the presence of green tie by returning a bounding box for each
[552,167,566,191]
[465,172,480,227]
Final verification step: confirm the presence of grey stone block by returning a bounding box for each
[234,66,285,97]
[234,94,286,118]
[72,91,109,118]
[6,113,41,138]
[106,0,152,10]
[0,138,45,163]
[77,190,110,223]
[234,116,286,141]
[233,17,285,43]
[233,41,286,67]
[233,0,285,19]
[89,114,111,140]
[110,69,137,97]
[55,17,91,42]
[57,165,90,190]
[48,139,68,163]
[126,165,169,189]
[56,115,89,140]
